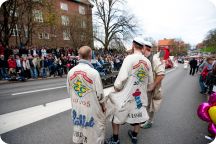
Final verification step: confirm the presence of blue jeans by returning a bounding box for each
[0,67,8,79]
[30,67,38,79]
[199,75,207,93]
[41,68,47,78]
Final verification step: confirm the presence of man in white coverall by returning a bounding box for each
[67,46,106,144]
[105,37,154,144]
[140,43,166,129]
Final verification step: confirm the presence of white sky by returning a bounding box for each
[127,0,216,45]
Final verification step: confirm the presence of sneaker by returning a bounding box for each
[140,121,152,129]
[104,137,120,144]
[128,130,138,144]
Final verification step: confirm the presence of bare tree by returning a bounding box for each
[0,0,56,47]
[67,13,93,49]
[92,0,137,50]
[0,0,19,46]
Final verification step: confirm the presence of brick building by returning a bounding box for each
[7,0,93,49]
[158,38,175,52]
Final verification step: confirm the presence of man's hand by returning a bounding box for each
[147,83,155,92]
[114,86,121,92]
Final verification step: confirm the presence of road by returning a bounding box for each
[0,65,210,144]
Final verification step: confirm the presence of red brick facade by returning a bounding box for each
[8,0,93,49]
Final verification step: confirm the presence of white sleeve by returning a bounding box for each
[148,61,154,85]
[66,73,70,95]
[153,56,165,75]
[114,57,131,90]
[95,72,105,103]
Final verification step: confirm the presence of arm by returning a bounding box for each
[148,56,165,91]
[95,72,106,112]
[114,57,130,91]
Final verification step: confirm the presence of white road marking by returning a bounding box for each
[11,86,67,96]
[2,69,177,134]
[0,136,7,144]
[0,87,114,134]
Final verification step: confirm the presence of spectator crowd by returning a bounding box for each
[188,56,216,98]
[0,44,126,81]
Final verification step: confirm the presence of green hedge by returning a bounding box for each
[201,47,216,53]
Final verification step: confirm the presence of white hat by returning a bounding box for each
[144,40,153,48]
[133,37,145,46]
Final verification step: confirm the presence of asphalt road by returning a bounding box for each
[1,65,210,144]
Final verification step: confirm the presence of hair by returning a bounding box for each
[78,46,92,60]
[206,57,214,62]
[213,63,216,75]
[133,41,143,50]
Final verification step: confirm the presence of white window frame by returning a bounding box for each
[24,26,28,38]
[60,2,68,11]
[33,10,43,22]
[81,20,86,28]
[61,15,69,26]
[10,10,18,17]
[79,6,85,15]
[32,0,42,2]
[11,24,18,36]
[63,30,70,40]
[38,32,49,39]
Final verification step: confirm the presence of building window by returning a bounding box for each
[11,24,18,36]
[32,0,42,2]
[81,20,86,28]
[38,32,49,39]
[61,15,69,26]
[63,30,70,40]
[79,6,85,15]
[24,26,28,37]
[10,10,18,17]
[60,2,68,11]
[33,10,43,22]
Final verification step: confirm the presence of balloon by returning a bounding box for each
[197,103,211,122]
[208,123,216,135]
[209,106,216,124]
[209,93,216,104]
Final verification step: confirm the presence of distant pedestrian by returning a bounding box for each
[189,58,197,75]
[199,57,214,94]
[206,63,216,96]
[67,46,106,144]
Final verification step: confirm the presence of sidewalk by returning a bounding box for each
[0,75,67,85]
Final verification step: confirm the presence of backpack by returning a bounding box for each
[201,66,210,81]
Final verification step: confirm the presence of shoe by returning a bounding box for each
[104,137,120,144]
[128,130,138,144]
[140,121,152,129]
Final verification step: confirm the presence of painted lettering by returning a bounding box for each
[72,98,91,107]
[128,112,143,118]
[72,110,95,128]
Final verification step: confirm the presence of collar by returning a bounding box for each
[79,59,94,68]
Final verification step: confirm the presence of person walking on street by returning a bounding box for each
[105,37,153,144]
[206,63,216,97]
[67,46,106,144]
[0,55,8,80]
[199,57,214,94]
[189,58,197,76]
[140,43,166,129]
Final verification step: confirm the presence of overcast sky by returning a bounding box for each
[126,0,216,45]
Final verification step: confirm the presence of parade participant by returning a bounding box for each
[66,46,106,144]
[141,44,166,129]
[105,37,153,144]
[189,58,197,76]
[199,57,214,94]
